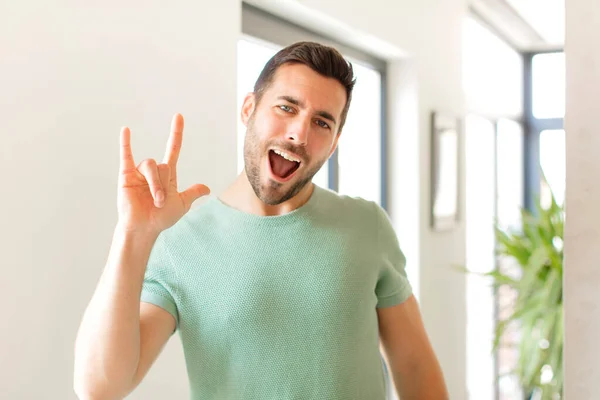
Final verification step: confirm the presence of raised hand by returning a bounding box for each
[116,114,210,235]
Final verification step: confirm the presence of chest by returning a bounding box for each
[177,229,379,334]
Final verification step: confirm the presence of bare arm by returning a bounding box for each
[378,295,449,400]
[73,114,209,399]
[130,302,177,390]
[73,228,175,400]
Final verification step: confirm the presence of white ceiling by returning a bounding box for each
[506,0,565,45]
[470,0,564,51]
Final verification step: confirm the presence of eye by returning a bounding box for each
[278,105,293,113]
[315,119,330,130]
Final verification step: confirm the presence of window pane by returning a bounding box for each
[312,161,329,189]
[463,17,524,118]
[532,52,565,119]
[237,38,279,174]
[465,115,496,400]
[337,60,382,204]
[540,129,565,207]
[496,119,524,231]
[496,118,525,400]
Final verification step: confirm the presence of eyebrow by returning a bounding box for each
[277,95,338,126]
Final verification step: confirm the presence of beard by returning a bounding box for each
[243,116,327,206]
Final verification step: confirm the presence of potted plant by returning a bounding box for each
[471,189,564,399]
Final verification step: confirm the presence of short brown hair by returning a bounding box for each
[253,41,356,132]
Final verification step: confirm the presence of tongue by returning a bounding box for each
[270,151,298,179]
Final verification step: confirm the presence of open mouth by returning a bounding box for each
[268,149,301,182]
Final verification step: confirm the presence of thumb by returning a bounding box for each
[180,184,211,210]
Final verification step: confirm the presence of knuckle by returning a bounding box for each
[139,158,157,168]
[138,164,161,186]
[138,160,157,173]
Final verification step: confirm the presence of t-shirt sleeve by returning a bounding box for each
[141,232,180,332]
[373,203,413,308]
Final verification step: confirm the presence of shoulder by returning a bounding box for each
[314,186,383,227]
[317,187,398,241]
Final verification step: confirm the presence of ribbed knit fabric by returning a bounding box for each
[141,184,412,400]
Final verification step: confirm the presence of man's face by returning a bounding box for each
[241,63,346,205]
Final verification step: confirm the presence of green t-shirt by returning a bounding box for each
[141,184,412,399]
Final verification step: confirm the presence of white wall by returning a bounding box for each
[1,1,239,398]
[1,0,468,398]
[564,0,600,397]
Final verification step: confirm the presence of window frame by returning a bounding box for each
[523,50,565,211]
[241,2,390,209]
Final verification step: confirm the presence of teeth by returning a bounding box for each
[273,149,300,163]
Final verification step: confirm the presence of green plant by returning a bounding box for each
[471,191,564,399]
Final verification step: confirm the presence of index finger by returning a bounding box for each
[163,113,184,168]
[120,126,136,172]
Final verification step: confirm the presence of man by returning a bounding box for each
[74,41,448,400]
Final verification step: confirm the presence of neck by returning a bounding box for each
[219,170,315,216]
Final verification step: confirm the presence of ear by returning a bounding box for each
[240,93,256,127]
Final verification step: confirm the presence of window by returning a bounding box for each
[495,119,525,400]
[463,17,523,119]
[532,52,565,119]
[463,14,525,400]
[238,3,394,390]
[464,12,564,400]
[465,115,496,400]
[496,119,525,231]
[524,51,564,210]
[464,116,525,400]
[236,37,330,189]
[337,60,382,204]
[239,4,387,207]
[539,129,565,207]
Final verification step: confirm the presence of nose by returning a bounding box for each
[286,116,311,146]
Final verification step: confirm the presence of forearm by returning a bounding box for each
[74,226,158,399]
[391,356,448,400]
